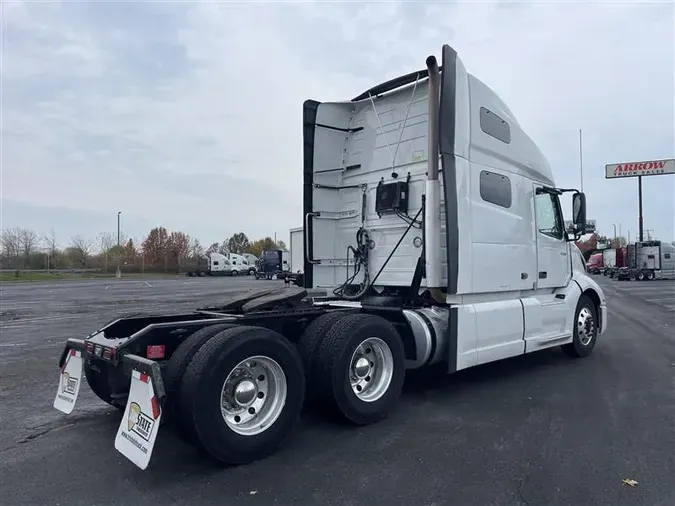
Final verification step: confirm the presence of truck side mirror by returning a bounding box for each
[572,192,586,234]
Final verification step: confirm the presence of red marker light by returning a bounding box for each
[146,345,165,360]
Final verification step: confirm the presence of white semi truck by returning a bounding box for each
[53,44,607,471]
[618,240,675,280]
[186,252,255,276]
[185,252,232,276]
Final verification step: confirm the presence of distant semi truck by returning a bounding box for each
[616,240,675,280]
[186,252,256,277]
[255,249,290,280]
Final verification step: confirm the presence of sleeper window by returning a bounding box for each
[480,170,512,208]
[535,192,564,240]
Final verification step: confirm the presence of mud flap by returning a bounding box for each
[114,355,165,470]
[54,339,85,414]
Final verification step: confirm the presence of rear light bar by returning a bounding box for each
[84,341,117,360]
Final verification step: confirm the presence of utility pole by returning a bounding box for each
[637,176,644,242]
[116,211,122,279]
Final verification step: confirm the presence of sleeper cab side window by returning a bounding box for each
[479,170,512,208]
[665,254,671,259]
[535,193,564,240]
[480,107,511,144]
[213,261,219,266]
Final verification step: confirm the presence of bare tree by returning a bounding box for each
[1,228,21,258]
[189,237,204,259]
[70,235,94,267]
[43,229,58,257]
[18,229,40,259]
[98,232,116,254]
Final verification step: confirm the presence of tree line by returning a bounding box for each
[0,227,287,274]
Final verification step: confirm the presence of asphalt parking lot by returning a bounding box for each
[0,276,673,506]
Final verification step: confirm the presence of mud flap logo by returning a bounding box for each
[53,349,83,415]
[127,402,154,441]
[61,372,79,395]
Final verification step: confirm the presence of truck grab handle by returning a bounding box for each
[304,212,321,264]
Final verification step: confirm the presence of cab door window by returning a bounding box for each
[535,192,564,240]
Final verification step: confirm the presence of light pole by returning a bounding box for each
[116,211,122,279]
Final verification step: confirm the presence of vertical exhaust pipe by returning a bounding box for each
[424,55,444,301]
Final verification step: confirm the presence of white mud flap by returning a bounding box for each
[54,348,84,414]
[114,359,164,470]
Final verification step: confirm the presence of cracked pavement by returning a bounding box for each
[0,276,673,506]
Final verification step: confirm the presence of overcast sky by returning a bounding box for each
[2,1,674,249]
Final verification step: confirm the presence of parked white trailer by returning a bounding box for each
[53,44,607,471]
[290,227,303,273]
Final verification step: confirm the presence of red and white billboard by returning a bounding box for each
[605,158,674,179]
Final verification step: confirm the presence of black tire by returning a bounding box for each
[84,363,124,411]
[231,270,239,277]
[178,326,305,465]
[198,271,206,277]
[296,311,351,402]
[562,294,598,358]
[165,324,236,437]
[314,313,405,425]
[636,271,645,281]
[647,271,655,281]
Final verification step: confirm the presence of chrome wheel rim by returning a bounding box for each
[349,337,394,403]
[220,355,287,436]
[577,307,595,346]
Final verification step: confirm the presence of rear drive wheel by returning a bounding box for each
[165,323,235,437]
[647,271,655,281]
[636,271,645,281]
[562,295,598,358]
[297,311,351,402]
[314,313,405,425]
[178,326,305,465]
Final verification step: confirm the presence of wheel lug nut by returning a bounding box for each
[248,407,256,414]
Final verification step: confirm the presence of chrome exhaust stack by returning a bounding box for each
[424,55,444,302]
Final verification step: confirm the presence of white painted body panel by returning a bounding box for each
[602,249,617,269]
[208,252,231,273]
[290,227,304,273]
[228,253,252,273]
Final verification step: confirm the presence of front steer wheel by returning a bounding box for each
[314,313,406,425]
[177,326,305,465]
[562,294,598,358]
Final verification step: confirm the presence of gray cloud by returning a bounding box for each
[2,0,673,247]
